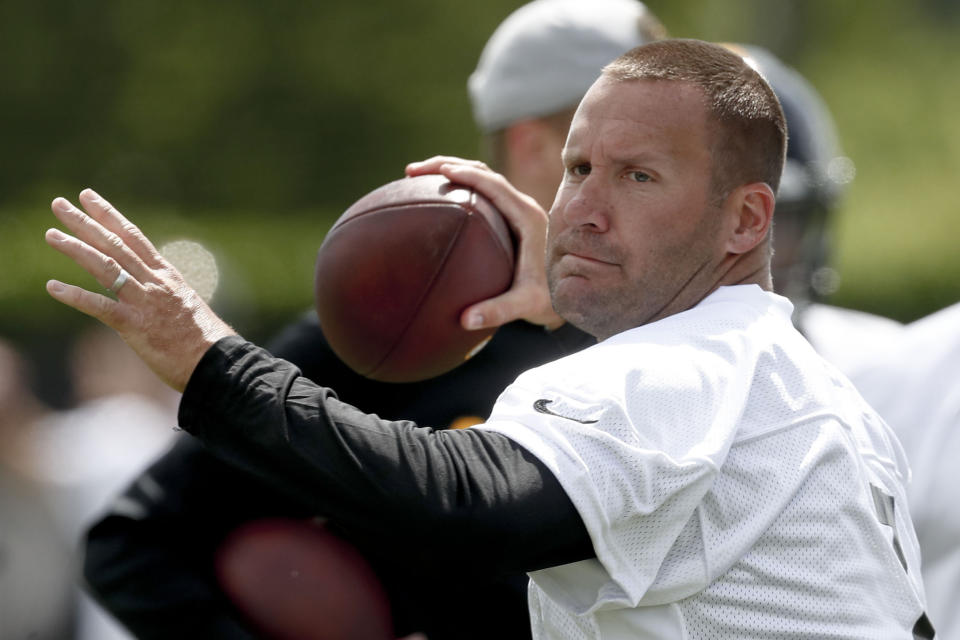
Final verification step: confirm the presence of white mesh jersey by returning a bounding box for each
[478,285,928,639]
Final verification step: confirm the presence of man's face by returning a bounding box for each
[546,77,728,340]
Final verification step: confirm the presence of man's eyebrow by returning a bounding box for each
[608,149,670,166]
[560,148,585,165]
[560,149,670,168]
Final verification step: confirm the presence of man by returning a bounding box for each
[47,39,931,638]
[79,2,662,638]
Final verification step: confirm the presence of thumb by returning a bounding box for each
[461,286,563,331]
[460,293,519,331]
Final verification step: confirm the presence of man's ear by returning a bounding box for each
[724,182,775,255]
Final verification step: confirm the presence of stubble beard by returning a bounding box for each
[547,237,721,341]
[548,268,647,341]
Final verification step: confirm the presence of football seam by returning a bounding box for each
[367,212,470,379]
[466,189,515,265]
[331,199,469,233]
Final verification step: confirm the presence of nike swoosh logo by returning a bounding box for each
[533,399,599,424]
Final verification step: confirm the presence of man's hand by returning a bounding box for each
[405,156,563,331]
[45,189,236,392]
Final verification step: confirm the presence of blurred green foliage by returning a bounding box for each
[2,0,959,355]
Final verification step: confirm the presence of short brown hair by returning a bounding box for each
[603,39,786,201]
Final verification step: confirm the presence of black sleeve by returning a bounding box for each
[83,436,314,640]
[178,336,593,575]
[84,318,596,640]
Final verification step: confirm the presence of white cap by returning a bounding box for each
[468,0,660,133]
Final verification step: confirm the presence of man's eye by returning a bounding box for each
[570,164,591,177]
[628,171,651,182]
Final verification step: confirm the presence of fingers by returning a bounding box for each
[45,279,130,328]
[405,156,490,177]
[438,164,545,235]
[406,157,544,236]
[50,196,153,284]
[78,189,163,267]
[45,227,144,302]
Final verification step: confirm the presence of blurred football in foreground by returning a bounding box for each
[216,518,392,640]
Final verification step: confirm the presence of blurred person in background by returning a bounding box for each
[81,2,664,639]
[852,302,960,639]
[0,337,77,639]
[23,324,178,640]
[28,324,179,539]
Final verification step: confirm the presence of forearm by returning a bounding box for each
[178,336,593,574]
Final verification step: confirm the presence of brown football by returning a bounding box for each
[314,174,514,382]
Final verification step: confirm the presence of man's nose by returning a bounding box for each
[560,175,610,232]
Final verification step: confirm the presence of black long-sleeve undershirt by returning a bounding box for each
[84,318,596,639]
[178,336,593,576]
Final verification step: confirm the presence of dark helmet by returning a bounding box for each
[728,44,855,309]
